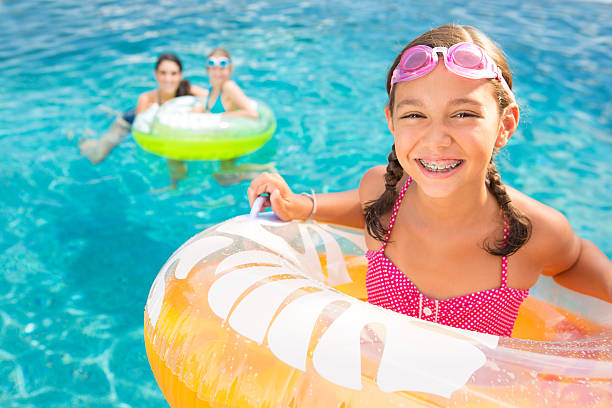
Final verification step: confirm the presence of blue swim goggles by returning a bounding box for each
[207,56,232,68]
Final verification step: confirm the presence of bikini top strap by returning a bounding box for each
[206,87,213,110]
[381,177,412,251]
[157,89,162,105]
[500,216,510,287]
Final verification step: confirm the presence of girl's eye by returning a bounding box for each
[400,112,425,119]
[454,112,479,119]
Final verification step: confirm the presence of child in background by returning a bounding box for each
[247,24,611,336]
[192,48,275,186]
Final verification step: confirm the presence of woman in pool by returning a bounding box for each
[191,48,275,186]
[248,24,611,336]
[79,53,207,187]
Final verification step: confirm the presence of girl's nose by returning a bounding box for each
[421,122,452,148]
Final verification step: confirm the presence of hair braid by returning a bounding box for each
[364,145,405,242]
[484,158,532,256]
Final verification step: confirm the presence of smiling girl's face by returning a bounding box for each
[207,52,233,86]
[385,61,515,200]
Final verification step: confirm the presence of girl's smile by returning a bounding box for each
[416,158,465,178]
[207,62,232,87]
[386,61,510,199]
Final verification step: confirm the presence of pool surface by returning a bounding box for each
[1,0,610,406]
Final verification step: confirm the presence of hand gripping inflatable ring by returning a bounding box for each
[132,96,276,161]
[144,214,612,407]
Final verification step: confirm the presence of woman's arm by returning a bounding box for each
[135,91,154,114]
[189,85,209,112]
[222,81,259,119]
[190,84,209,98]
[247,172,364,228]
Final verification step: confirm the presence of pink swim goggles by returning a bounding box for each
[390,42,515,102]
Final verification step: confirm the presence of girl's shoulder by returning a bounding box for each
[221,80,242,95]
[507,187,581,273]
[359,165,387,204]
[358,165,409,204]
[507,186,572,236]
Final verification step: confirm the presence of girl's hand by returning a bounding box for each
[191,102,206,113]
[247,172,313,221]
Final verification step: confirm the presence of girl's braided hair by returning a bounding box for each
[364,24,531,256]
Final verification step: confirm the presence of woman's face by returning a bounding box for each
[206,54,232,86]
[154,60,182,95]
[386,62,516,199]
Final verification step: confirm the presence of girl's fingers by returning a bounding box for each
[247,173,294,218]
[270,189,282,208]
[247,186,256,205]
[250,184,267,203]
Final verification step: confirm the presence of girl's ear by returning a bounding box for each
[385,104,395,134]
[495,104,520,148]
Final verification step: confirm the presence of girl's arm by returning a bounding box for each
[547,237,612,302]
[310,190,364,228]
[247,172,364,228]
[221,81,259,119]
[535,206,612,302]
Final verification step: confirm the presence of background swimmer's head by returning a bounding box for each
[386,24,514,116]
[156,53,183,72]
[207,48,231,60]
[206,48,233,84]
[155,53,191,97]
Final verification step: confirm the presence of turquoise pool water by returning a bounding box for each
[1,0,610,406]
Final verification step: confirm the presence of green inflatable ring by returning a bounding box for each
[132,96,276,161]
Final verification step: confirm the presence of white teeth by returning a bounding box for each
[418,159,463,172]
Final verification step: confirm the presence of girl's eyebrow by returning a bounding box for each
[396,98,483,109]
[395,98,424,108]
[449,97,483,107]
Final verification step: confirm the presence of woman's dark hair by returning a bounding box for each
[155,53,192,97]
[364,24,532,257]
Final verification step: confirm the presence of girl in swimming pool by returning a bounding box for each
[79,53,207,179]
[192,48,258,118]
[247,24,611,336]
[192,48,275,186]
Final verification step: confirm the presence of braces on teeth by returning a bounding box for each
[419,159,462,172]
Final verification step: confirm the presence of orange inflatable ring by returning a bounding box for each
[144,214,612,407]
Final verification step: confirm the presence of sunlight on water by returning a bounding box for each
[1,0,610,406]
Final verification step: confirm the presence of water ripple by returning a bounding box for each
[1,0,611,406]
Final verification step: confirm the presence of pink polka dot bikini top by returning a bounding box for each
[365,177,529,336]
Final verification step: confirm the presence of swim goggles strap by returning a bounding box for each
[391,42,516,102]
[300,190,317,220]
